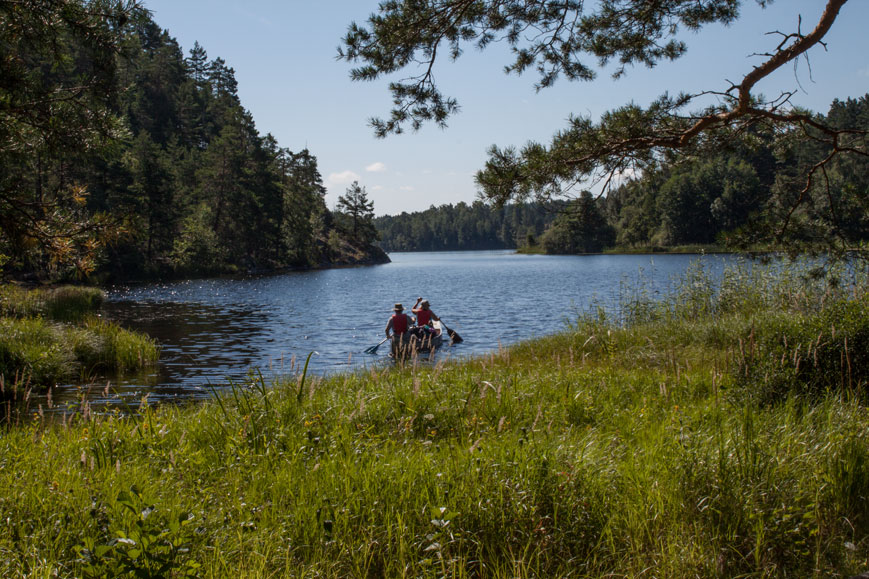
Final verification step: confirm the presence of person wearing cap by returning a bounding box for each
[385,303,414,340]
[412,297,440,327]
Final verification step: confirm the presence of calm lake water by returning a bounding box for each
[54,251,737,405]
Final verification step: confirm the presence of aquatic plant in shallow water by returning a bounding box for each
[0,315,158,387]
[44,286,105,322]
[0,317,77,385]
[0,284,158,389]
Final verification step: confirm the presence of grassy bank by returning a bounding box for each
[1,262,868,577]
[0,285,159,391]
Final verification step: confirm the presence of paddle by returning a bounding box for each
[441,321,463,344]
[365,337,389,354]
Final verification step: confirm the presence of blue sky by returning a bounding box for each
[142,0,868,216]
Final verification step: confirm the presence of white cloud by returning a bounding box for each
[366,162,387,173]
[326,170,360,188]
[371,185,384,191]
[400,186,415,192]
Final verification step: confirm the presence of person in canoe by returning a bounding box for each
[412,297,440,328]
[385,302,414,341]
[413,296,464,345]
[409,297,443,351]
[386,302,416,358]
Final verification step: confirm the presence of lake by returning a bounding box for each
[53,251,736,406]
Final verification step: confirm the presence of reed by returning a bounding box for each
[0,284,104,321]
[0,316,77,385]
[1,260,867,577]
[44,286,105,322]
[0,285,158,389]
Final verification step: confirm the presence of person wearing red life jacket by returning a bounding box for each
[385,302,414,339]
[412,297,440,327]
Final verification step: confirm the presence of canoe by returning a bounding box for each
[390,320,444,358]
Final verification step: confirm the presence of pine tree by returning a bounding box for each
[281,149,328,265]
[186,41,209,85]
[0,0,139,278]
[336,182,376,242]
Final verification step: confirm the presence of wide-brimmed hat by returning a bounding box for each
[393,303,404,312]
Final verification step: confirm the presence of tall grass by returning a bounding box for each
[0,285,157,390]
[1,260,868,577]
[44,286,105,322]
[0,284,104,321]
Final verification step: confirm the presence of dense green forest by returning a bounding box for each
[601,95,869,254]
[0,3,383,282]
[374,201,561,252]
[376,95,869,255]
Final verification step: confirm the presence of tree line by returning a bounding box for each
[1,2,382,282]
[375,94,869,255]
[374,202,561,252]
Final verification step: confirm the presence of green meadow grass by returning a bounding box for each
[1,261,868,577]
[0,285,158,389]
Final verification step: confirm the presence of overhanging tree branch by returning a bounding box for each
[343,0,867,251]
